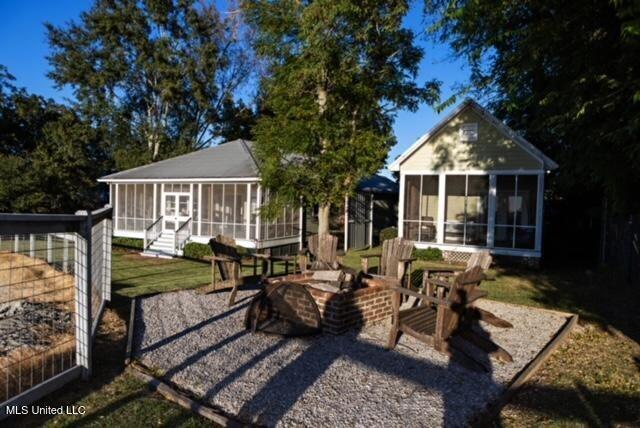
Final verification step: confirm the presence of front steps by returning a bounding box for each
[142,232,176,258]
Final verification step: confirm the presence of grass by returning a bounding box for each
[7,245,639,427]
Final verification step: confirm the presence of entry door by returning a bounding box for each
[163,192,191,231]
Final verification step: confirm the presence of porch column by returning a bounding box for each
[398,173,405,237]
[436,172,446,244]
[255,185,261,240]
[245,183,251,240]
[198,183,202,236]
[535,173,544,252]
[152,183,157,220]
[487,174,497,248]
[114,184,119,231]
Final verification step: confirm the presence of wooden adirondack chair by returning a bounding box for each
[196,235,294,306]
[298,233,343,272]
[360,237,415,287]
[423,250,512,328]
[387,266,512,372]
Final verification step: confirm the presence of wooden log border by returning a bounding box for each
[474,312,579,425]
[129,364,243,427]
[125,298,136,365]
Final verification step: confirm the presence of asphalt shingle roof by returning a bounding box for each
[99,139,259,180]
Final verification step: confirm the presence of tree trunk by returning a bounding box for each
[318,203,331,235]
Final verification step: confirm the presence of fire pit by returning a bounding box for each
[264,271,394,335]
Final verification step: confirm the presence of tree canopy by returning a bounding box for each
[425,0,640,212]
[46,0,253,170]
[244,0,439,231]
[0,66,106,213]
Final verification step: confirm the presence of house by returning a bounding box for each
[389,99,558,262]
[98,139,397,257]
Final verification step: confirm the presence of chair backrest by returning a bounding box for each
[307,234,338,265]
[441,266,485,339]
[379,237,414,279]
[466,250,492,271]
[209,235,240,281]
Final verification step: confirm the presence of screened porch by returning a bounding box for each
[108,181,302,250]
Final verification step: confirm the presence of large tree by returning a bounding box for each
[243,0,439,233]
[0,66,106,213]
[424,0,640,213]
[46,0,253,169]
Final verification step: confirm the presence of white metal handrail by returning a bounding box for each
[175,217,192,253]
[144,216,163,250]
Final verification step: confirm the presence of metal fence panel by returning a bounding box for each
[0,206,112,419]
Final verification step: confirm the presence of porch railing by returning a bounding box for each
[144,216,163,250]
[175,217,192,254]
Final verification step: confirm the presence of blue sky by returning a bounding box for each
[0,0,472,172]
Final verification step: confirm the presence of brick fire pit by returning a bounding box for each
[266,273,393,335]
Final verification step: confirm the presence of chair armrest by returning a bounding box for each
[424,277,454,289]
[210,255,241,263]
[427,266,465,274]
[360,253,381,259]
[399,257,417,263]
[389,286,450,307]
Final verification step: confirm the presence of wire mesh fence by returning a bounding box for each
[0,206,112,416]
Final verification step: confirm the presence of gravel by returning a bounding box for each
[133,289,569,427]
[0,301,73,355]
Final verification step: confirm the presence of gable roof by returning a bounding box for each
[388,99,558,171]
[98,139,259,181]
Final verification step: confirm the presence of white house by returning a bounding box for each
[389,99,558,261]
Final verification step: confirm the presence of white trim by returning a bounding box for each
[487,174,497,247]
[368,193,374,248]
[152,184,157,220]
[412,241,541,258]
[535,173,544,251]
[389,99,558,171]
[198,183,202,236]
[256,185,262,240]
[436,173,446,244]
[98,177,260,183]
[398,174,405,237]
[245,183,251,240]
[400,169,543,175]
[299,203,304,249]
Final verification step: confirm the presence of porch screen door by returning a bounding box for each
[163,192,190,231]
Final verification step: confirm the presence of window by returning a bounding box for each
[444,175,488,246]
[259,190,300,240]
[495,175,538,249]
[403,175,438,242]
[114,183,155,231]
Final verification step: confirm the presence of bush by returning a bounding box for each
[183,242,212,260]
[413,247,443,261]
[379,226,398,243]
[112,237,143,249]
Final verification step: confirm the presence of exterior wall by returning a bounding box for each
[401,107,542,172]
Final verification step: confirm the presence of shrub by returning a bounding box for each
[112,237,143,249]
[413,247,443,261]
[183,242,212,260]
[379,226,398,243]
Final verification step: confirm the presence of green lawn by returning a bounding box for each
[14,245,639,427]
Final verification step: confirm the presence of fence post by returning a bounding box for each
[30,234,36,258]
[14,234,19,253]
[47,234,53,263]
[74,210,93,380]
[63,234,70,273]
[103,214,112,302]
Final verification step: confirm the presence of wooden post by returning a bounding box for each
[74,210,92,380]
[14,234,19,253]
[63,234,70,273]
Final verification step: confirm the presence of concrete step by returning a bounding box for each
[140,249,174,259]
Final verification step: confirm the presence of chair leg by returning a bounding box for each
[387,327,400,350]
[228,284,239,306]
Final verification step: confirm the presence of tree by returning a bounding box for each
[424,0,640,213]
[244,0,439,233]
[46,0,252,169]
[0,66,105,213]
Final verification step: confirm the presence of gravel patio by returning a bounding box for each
[132,288,569,427]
